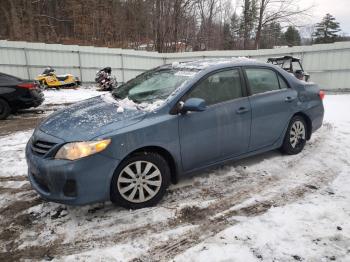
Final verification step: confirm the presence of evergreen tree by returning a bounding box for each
[222,23,234,50]
[260,22,283,49]
[284,26,301,46]
[230,12,240,38]
[230,12,240,48]
[240,0,257,49]
[313,13,341,43]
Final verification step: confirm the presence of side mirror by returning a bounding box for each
[180,98,206,114]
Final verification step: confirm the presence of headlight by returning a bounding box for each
[55,139,111,160]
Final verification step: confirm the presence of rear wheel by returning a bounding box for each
[0,98,11,120]
[111,152,170,209]
[281,115,307,155]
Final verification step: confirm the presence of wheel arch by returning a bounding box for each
[0,96,9,104]
[0,96,12,108]
[293,112,312,140]
[120,146,179,184]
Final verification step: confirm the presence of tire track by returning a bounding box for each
[0,125,341,261]
[0,174,278,261]
[137,170,337,262]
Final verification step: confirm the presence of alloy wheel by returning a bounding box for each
[117,161,162,203]
[290,120,306,148]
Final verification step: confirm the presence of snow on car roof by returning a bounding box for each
[169,57,260,70]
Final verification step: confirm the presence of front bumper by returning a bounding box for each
[25,139,120,205]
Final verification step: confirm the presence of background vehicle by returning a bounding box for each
[35,67,81,90]
[26,59,324,209]
[0,72,44,120]
[267,56,310,82]
[95,67,117,91]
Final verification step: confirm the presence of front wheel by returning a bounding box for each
[111,152,170,209]
[281,115,307,155]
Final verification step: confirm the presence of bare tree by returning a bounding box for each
[0,0,316,52]
[254,0,312,49]
[196,0,219,50]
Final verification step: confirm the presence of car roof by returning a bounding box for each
[0,72,23,81]
[162,57,266,71]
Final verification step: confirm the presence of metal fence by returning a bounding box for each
[1,40,350,90]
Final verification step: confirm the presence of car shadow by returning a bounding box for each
[179,149,282,183]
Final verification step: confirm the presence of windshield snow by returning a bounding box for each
[112,68,198,104]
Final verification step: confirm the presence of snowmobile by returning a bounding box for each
[95,67,117,91]
[35,67,81,90]
[267,56,310,82]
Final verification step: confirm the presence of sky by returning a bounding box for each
[300,0,350,34]
[232,0,349,36]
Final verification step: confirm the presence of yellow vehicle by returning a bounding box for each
[35,67,81,89]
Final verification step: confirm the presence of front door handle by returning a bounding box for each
[285,96,296,102]
[236,107,250,114]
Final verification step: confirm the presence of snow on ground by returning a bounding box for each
[42,86,102,105]
[0,86,105,136]
[174,169,350,262]
[0,92,349,261]
[174,95,350,262]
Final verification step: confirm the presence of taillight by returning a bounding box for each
[17,83,35,89]
[319,90,325,100]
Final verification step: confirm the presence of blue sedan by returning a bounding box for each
[25,59,324,209]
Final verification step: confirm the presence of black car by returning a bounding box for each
[0,72,44,120]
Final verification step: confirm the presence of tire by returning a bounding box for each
[110,152,171,209]
[281,115,307,155]
[0,98,11,120]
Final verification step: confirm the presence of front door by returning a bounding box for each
[178,68,251,172]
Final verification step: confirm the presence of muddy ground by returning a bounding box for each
[0,104,70,136]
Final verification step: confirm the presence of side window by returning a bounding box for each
[245,68,280,95]
[187,69,243,106]
[278,74,289,89]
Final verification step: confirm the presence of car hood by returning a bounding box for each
[39,96,147,141]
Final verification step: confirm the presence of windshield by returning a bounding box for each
[112,68,198,103]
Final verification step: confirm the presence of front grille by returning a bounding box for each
[31,140,57,156]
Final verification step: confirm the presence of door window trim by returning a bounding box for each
[170,67,248,114]
[242,66,290,96]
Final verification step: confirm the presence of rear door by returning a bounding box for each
[178,68,251,172]
[244,67,298,151]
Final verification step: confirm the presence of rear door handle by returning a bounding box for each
[285,96,296,102]
[236,107,250,114]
